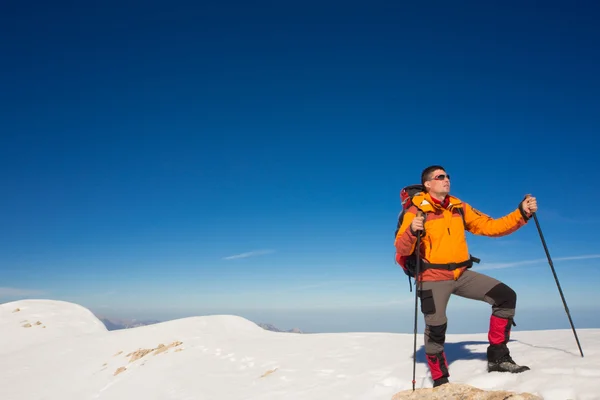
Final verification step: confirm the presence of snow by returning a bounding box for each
[1,299,599,400]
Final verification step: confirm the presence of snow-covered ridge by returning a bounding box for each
[1,299,599,400]
[0,299,108,355]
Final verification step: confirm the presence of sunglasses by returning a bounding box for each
[432,174,450,181]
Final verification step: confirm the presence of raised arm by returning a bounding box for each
[462,201,531,237]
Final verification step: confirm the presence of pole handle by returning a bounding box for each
[415,211,424,237]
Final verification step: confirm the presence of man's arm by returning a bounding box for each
[394,206,420,256]
[463,201,531,237]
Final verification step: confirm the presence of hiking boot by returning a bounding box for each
[487,354,530,373]
[433,377,449,387]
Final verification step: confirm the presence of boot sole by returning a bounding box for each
[487,365,530,373]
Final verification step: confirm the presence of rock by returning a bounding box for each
[126,348,154,362]
[124,341,183,362]
[153,341,183,356]
[260,367,278,378]
[391,383,542,400]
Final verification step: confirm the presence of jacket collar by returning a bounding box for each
[430,194,450,208]
[412,192,462,213]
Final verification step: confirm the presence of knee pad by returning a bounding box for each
[485,283,516,309]
[427,323,447,346]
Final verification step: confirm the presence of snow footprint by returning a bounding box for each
[222,353,236,362]
[312,369,345,379]
[315,369,335,377]
[377,376,402,387]
[542,367,600,377]
[577,369,600,377]
[239,357,255,370]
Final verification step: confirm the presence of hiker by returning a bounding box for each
[394,165,537,387]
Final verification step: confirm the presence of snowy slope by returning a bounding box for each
[0,299,107,355]
[0,299,598,400]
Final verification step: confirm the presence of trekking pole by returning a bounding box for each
[412,211,423,391]
[532,211,584,358]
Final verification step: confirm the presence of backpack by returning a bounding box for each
[394,184,472,291]
[394,184,427,281]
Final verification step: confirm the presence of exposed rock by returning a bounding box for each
[13,308,20,312]
[153,344,167,355]
[22,323,32,328]
[124,341,183,362]
[126,348,154,362]
[153,341,183,356]
[114,367,126,376]
[260,367,278,378]
[391,383,542,400]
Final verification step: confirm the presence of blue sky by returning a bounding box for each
[1,1,599,334]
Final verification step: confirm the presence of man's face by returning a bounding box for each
[426,169,450,195]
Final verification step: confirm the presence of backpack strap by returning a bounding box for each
[420,255,481,271]
[456,206,467,230]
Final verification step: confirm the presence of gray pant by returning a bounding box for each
[419,270,516,355]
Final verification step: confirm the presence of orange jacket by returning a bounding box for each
[394,192,530,282]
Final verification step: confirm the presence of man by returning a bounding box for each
[394,165,537,387]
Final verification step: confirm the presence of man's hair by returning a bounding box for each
[421,165,446,188]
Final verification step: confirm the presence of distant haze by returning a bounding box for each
[96,304,599,335]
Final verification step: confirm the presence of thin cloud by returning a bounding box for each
[474,254,600,271]
[222,249,275,260]
[0,287,45,297]
[227,280,355,298]
[538,209,600,224]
